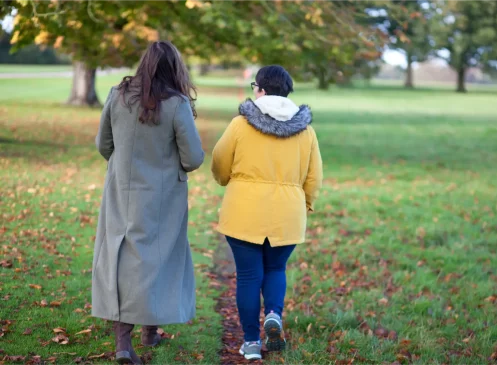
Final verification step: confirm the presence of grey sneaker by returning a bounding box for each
[239,340,262,360]
[264,312,286,351]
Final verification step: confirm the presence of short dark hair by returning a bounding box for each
[255,65,294,97]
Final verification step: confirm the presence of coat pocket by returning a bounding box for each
[179,169,188,182]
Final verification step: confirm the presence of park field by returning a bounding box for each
[0,67,496,364]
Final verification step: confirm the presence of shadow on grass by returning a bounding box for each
[1,105,495,172]
[311,110,495,126]
[0,136,69,162]
[0,137,67,148]
[311,109,496,171]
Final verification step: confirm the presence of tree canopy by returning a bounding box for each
[368,0,433,88]
[432,0,497,92]
[2,0,495,100]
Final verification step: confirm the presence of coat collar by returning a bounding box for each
[238,98,312,138]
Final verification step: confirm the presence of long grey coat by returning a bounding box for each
[92,87,204,325]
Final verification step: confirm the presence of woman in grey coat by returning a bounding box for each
[92,41,204,364]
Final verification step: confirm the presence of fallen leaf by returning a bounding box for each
[400,339,412,346]
[5,355,26,362]
[374,327,388,338]
[29,284,42,290]
[23,328,32,335]
[307,323,313,333]
[379,298,389,306]
[75,329,92,335]
[52,334,69,345]
[388,330,398,340]
[0,260,12,268]
[40,299,48,307]
[53,327,66,334]
[50,301,62,307]
[88,353,108,359]
[485,295,497,303]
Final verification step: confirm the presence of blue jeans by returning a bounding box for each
[226,236,296,342]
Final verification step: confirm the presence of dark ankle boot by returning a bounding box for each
[113,322,142,364]
[141,325,162,347]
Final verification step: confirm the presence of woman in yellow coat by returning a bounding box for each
[212,65,323,360]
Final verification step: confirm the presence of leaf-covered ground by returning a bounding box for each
[1,72,496,364]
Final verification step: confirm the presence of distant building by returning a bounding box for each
[377,59,494,84]
[376,63,405,80]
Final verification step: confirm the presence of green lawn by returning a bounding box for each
[0,64,73,74]
[1,68,496,364]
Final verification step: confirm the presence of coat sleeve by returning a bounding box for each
[211,118,239,186]
[95,87,115,161]
[173,98,205,172]
[303,127,323,212]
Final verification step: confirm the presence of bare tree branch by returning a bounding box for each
[30,0,66,19]
[87,0,104,24]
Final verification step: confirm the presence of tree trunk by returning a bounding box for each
[405,53,414,89]
[66,61,100,107]
[199,63,210,76]
[317,68,329,90]
[456,66,467,93]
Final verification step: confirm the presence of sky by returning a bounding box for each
[382,49,408,68]
[1,14,13,32]
[1,14,428,70]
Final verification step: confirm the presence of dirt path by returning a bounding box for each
[213,235,264,365]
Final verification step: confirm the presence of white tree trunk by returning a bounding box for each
[66,61,100,107]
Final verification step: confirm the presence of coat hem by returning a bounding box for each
[216,227,304,246]
[91,312,196,326]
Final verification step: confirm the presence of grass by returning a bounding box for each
[1,66,496,364]
[0,64,73,74]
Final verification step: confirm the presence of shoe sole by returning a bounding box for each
[264,318,286,352]
[116,351,132,364]
[116,351,143,365]
[239,349,262,360]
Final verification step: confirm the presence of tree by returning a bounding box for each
[6,0,158,106]
[0,30,69,64]
[3,0,388,98]
[367,0,433,88]
[187,0,385,90]
[433,0,497,92]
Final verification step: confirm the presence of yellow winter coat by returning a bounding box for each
[211,96,323,246]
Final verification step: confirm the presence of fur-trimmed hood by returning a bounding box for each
[239,96,312,138]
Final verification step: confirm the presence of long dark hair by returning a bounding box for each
[118,41,197,124]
